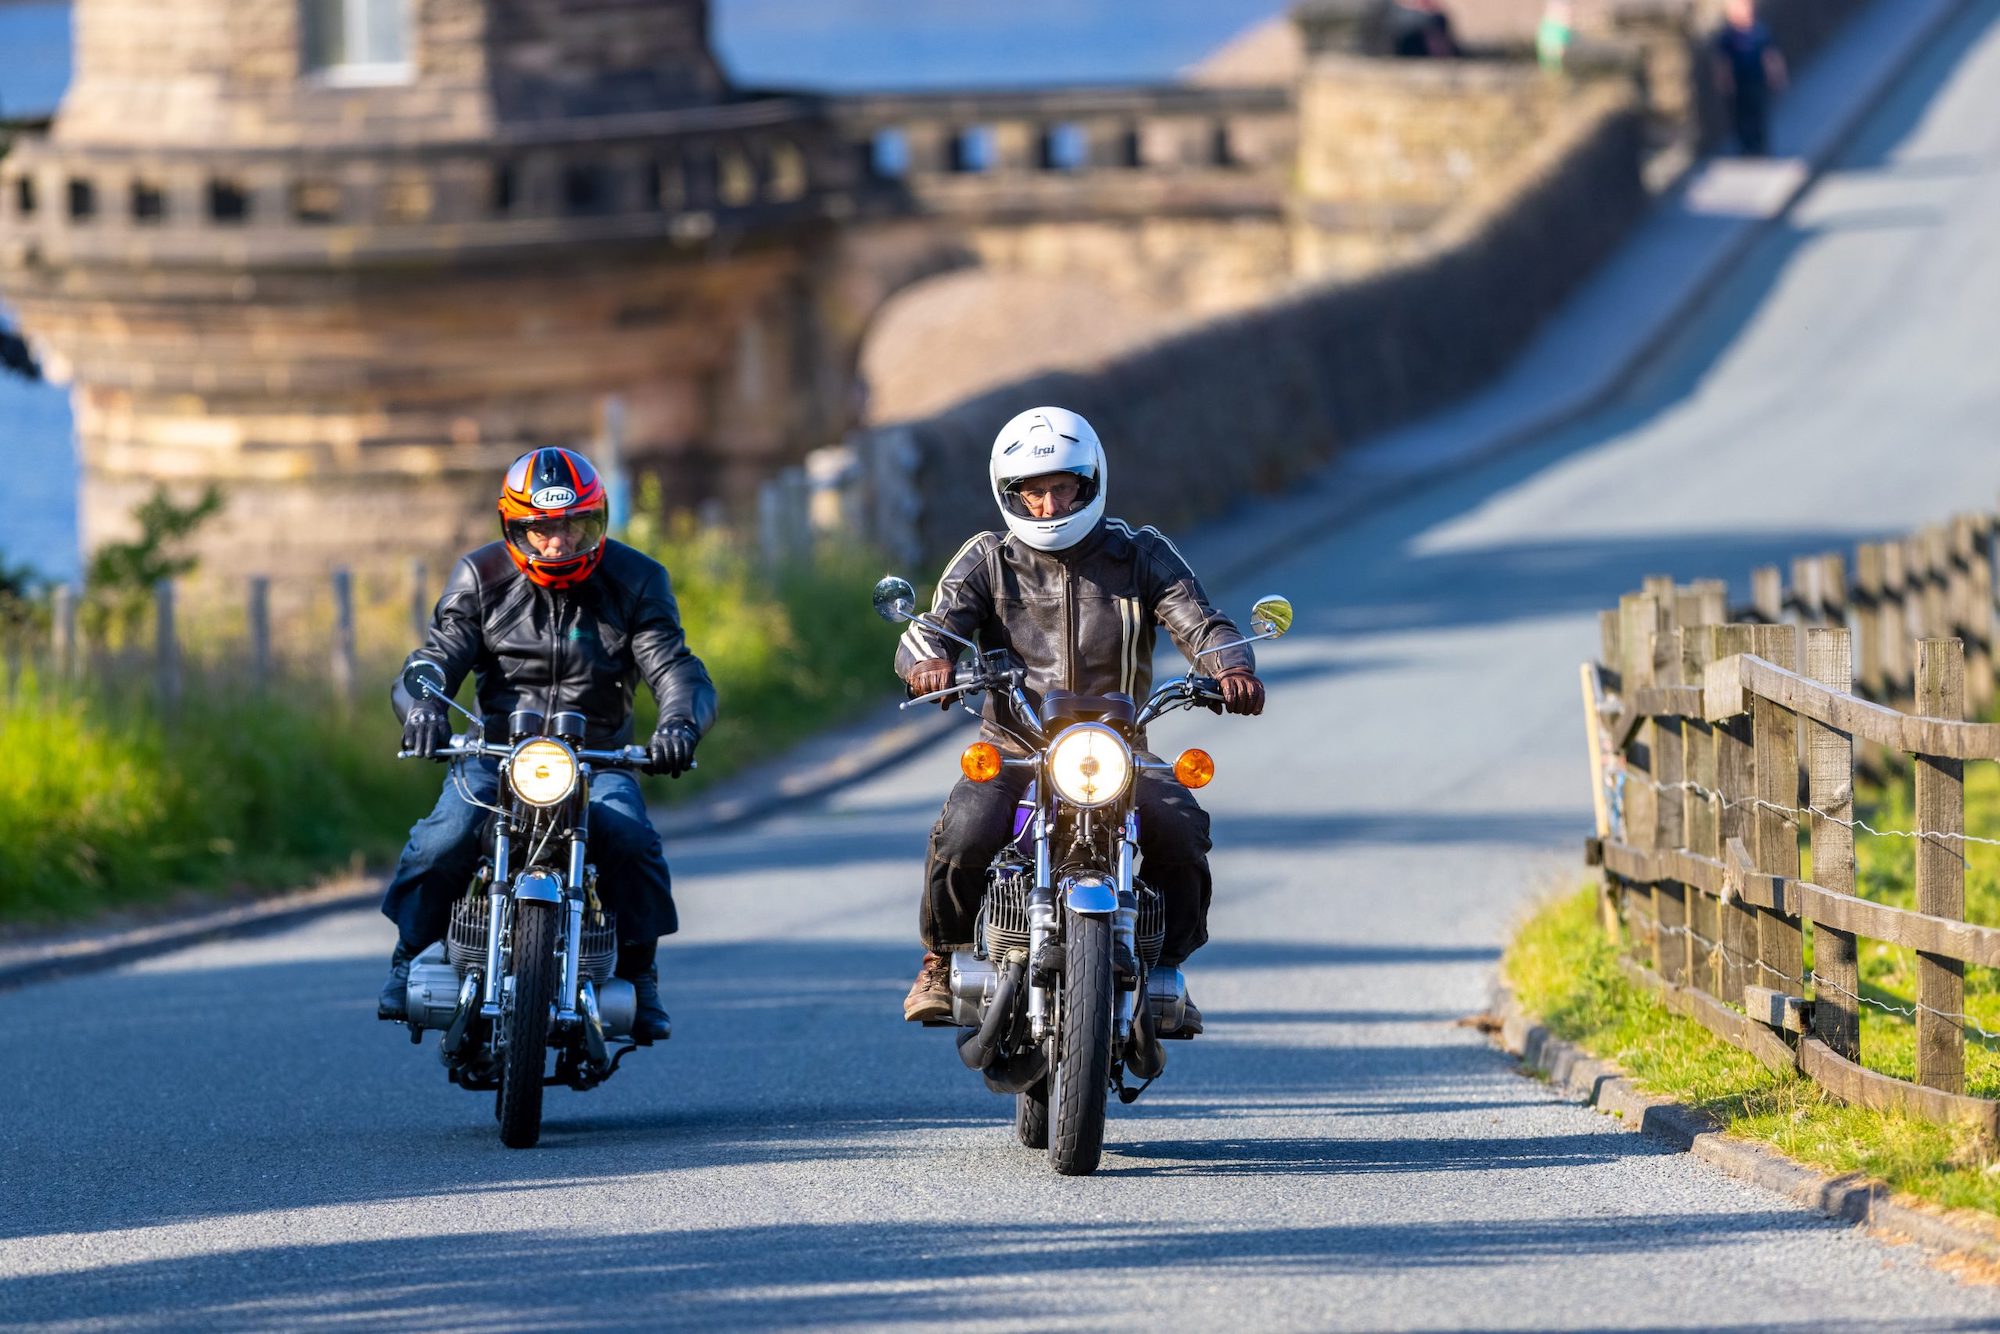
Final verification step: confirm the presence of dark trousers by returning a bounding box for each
[380,758,678,957]
[922,766,1213,965]
[1733,87,1769,156]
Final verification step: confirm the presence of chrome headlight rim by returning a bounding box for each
[1045,721,1134,810]
[507,737,579,808]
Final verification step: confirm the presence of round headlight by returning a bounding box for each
[1046,723,1132,809]
[508,738,578,808]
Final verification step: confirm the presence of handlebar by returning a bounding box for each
[397,737,656,768]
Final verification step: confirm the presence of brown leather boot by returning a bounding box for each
[902,951,953,1022]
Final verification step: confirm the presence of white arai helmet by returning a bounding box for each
[989,406,1107,552]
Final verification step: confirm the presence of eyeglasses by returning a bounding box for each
[1013,478,1083,505]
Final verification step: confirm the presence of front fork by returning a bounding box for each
[1024,809,1142,1045]
[1113,811,1141,1047]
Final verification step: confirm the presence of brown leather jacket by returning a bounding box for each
[894,518,1251,748]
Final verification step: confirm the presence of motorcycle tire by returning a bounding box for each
[1048,909,1114,1176]
[1017,1080,1049,1149]
[497,900,558,1149]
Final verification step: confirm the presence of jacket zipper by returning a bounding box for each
[1063,565,1076,692]
[548,589,564,724]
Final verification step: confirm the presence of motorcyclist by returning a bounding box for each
[895,406,1266,1028]
[375,447,715,1044]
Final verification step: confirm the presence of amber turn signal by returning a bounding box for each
[961,741,1004,783]
[1174,748,1215,789]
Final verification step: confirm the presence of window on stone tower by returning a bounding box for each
[302,0,412,83]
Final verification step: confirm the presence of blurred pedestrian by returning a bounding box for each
[1391,0,1461,58]
[1537,1,1575,74]
[1712,0,1788,156]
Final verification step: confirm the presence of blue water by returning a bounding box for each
[0,1,1286,580]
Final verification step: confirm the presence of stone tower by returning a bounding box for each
[0,0,854,589]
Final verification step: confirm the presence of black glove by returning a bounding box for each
[402,703,452,758]
[648,718,700,778]
[1217,668,1267,717]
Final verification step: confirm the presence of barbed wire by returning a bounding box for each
[1630,909,2000,1046]
[1606,765,2000,860]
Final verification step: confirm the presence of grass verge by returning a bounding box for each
[1,521,904,927]
[1506,886,2000,1218]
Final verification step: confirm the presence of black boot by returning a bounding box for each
[617,939,672,1045]
[377,940,416,1021]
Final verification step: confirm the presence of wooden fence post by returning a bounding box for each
[409,559,430,644]
[331,568,357,706]
[51,584,77,682]
[1882,541,1911,708]
[1921,529,1948,642]
[1682,625,1720,994]
[1818,552,1848,635]
[1854,544,1885,701]
[1806,626,1860,1060]
[1750,622,1803,996]
[247,576,271,688]
[1620,591,1667,966]
[1915,637,1967,1096]
[1954,517,1993,716]
[1751,566,1784,624]
[1654,606,1689,986]
[1791,556,1822,626]
[154,579,180,714]
[1710,623,1760,1002]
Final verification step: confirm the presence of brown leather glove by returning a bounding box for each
[907,657,955,706]
[1217,667,1266,717]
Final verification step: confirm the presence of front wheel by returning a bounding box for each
[1048,910,1115,1175]
[497,900,558,1149]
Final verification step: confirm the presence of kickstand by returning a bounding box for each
[602,1042,642,1080]
[1115,1071,1156,1105]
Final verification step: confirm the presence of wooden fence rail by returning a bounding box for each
[1583,510,2000,1139]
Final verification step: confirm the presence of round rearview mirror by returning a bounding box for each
[402,657,448,701]
[872,575,919,624]
[1249,595,1293,640]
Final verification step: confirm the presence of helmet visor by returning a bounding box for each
[505,511,607,565]
[999,466,1099,522]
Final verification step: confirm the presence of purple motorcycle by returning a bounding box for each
[873,576,1292,1174]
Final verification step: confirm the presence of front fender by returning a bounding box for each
[513,869,563,905]
[1062,873,1118,916]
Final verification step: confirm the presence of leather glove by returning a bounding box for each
[906,657,955,709]
[1217,668,1266,717]
[648,718,700,778]
[402,703,452,758]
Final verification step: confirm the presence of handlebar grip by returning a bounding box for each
[1189,675,1222,696]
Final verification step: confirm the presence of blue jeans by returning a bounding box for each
[380,758,678,953]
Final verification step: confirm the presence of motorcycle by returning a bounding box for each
[872,577,1293,1175]
[386,657,657,1149]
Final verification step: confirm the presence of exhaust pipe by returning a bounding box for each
[956,959,1024,1071]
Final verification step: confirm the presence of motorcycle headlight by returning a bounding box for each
[1045,723,1132,809]
[508,738,578,808]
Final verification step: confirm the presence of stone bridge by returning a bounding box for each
[0,0,1648,591]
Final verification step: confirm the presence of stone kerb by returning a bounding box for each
[856,83,1645,566]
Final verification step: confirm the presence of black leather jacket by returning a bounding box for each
[393,540,716,748]
[894,518,1252,749]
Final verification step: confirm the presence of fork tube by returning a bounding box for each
[1027,807,1055,1039]
[481,825,510,1011]
[558,835,586,1020]
[1115,810,1140,1043]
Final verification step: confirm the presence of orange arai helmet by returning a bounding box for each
[498,448,610,590]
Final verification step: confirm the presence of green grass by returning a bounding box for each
[1833,755,2000,1096]
[1507,887,2000,1217]
[0,520,904,926]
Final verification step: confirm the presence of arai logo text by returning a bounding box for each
[531,486,577,508]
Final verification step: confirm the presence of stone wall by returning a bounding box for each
[866,82,1646,566]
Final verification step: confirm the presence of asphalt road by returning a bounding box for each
[10,8,2000,1331]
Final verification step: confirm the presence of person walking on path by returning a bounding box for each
[1713,0,1788,156]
